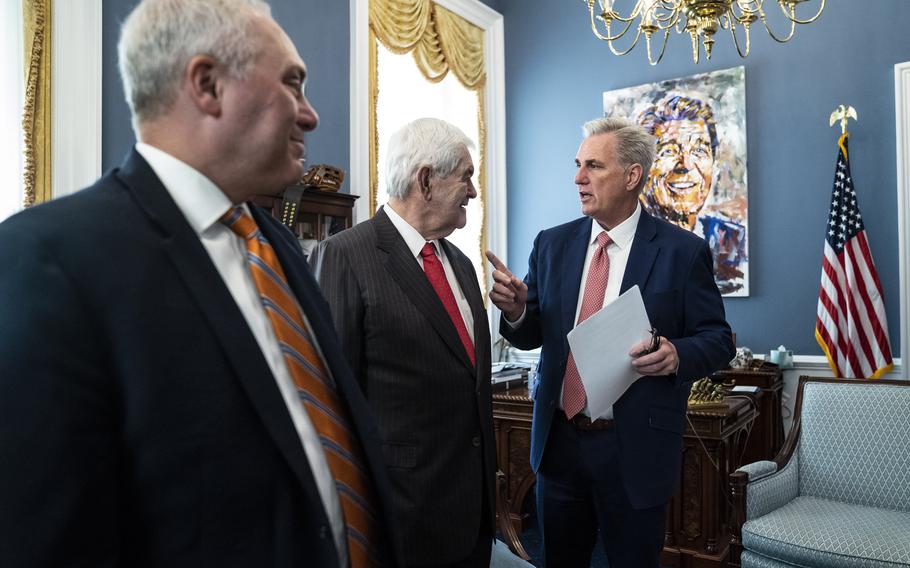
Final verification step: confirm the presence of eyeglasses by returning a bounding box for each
[636,327,661,357]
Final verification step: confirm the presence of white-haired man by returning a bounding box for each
[310,118,495,568]
[0,1,398,566]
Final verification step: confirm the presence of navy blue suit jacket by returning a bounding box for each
[0,150,400,567]
[501,211,734,509]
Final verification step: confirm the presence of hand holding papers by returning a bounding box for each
[566,285,653,420]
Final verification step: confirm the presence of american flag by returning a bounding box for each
[816,134,893,379]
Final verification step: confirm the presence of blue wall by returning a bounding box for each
[102,0,350,174]
[495,1,910,357]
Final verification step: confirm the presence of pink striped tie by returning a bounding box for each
[563,231,612,419]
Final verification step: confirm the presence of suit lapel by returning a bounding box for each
[116,150,328,516]
[560,219,592,341]
[373,209,475,371]
[621,210,659,293]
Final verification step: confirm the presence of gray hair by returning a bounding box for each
[118,0,272,125]
[582,117,655,193]
[385,118,475,200]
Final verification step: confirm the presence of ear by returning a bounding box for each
[626,163,643,192]
[417,166,433,201]
[185,55,223,117]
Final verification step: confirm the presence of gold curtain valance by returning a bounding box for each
[370,0,485,90]
[22,0,52,207]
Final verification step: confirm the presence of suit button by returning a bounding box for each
[318,525,328,539]
[472,436,481,447]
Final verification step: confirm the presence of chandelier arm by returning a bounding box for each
[780,0,826,24]
[759,6,796,43]
[589,7,637,42]
[728,19,751,58]
[607,25,644,56]
[646,28,671,65]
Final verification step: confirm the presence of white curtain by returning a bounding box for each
[1,0,25,222]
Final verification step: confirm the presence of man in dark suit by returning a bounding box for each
[0,1,398,566]
[488,118,734,567]
[309,118,495,568]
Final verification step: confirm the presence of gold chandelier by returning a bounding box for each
[584,0,825,65]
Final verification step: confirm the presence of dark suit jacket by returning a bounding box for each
[0,150,399,567]
[502,211,734,509]
[309,208,495,565]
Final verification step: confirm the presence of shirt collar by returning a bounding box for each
[590,202,641,250]
[135,142,236,236]
[383,203,441,260]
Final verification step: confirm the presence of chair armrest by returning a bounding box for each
[743,451,800,520]
[736,460,777,482]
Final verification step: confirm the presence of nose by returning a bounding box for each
[467,179,477,199]
[298,96,319,132]
[575,167,587,186]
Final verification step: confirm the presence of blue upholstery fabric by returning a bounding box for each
[741,550,801,568]
[743,449,799,521]
[739,460,777,482]
[742,496,910,567]
[798,382,910,511]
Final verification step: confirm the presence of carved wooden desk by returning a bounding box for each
[712,362,784,465]
[492,387,534,560]
[493,388,757,567]
[661,398,757,568]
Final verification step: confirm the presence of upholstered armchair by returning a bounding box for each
[730,376,910,568]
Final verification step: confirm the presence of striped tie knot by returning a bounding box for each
[220,206,260,240]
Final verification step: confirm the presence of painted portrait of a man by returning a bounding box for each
[603,67,749,296]
[638,94,747,295]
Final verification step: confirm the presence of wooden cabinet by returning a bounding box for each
[491,388,534,560]
[256,187,358,255]
[712,362,784,465]
[661,398,757,568]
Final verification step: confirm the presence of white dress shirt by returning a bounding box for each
[135,143,347,567]
[383,203,475,342]
[506,205,641,419]
[562,204,641,419]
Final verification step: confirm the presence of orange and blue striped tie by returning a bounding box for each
[221,206,383,567]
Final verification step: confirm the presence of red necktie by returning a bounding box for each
[563,231,612,419]
[420,242,475,366]
[221,207,383,567]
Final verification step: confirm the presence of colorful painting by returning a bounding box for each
[603,66,749,296]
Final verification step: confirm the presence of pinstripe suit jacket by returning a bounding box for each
[310,208,495,565]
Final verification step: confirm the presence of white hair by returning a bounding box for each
[118,0,272,125]
[385,118,475,199]
[582,117,655,193]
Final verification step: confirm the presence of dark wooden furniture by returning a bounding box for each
[492,387,534,561]
[662,398,757,568]
[281,188,358,242]
[712,361,784,465]
[492,388,757,566]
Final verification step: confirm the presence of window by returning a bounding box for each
[1,0,25,222]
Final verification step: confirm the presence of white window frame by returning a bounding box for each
[895,61,910,371]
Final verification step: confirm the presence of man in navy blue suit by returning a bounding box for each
[0,1,397,566]
[488,117,734,567]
